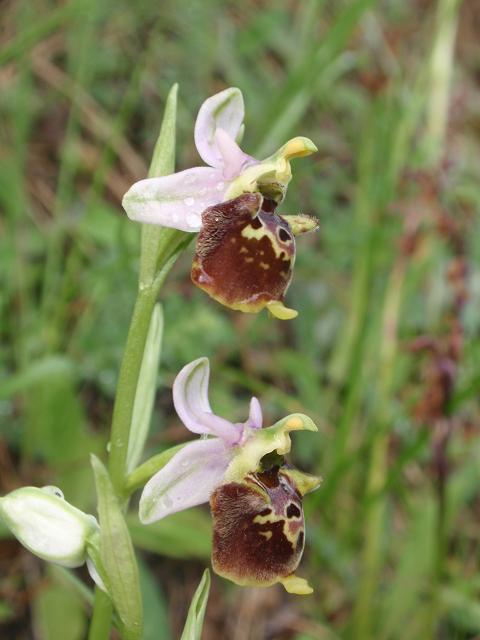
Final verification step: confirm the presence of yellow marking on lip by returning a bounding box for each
[239,246,249,254]
[253,509,301,546]
[259,262,270,270]
[245,257,254,263]
[241,225,285,260]
[253,512,279,526]
[259,530,272,541]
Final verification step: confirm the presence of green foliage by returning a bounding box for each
[91,455,143,639]
[180,570,210,640]
[33,579,87,640]
[137,559,171,640]
[128,509,211,561]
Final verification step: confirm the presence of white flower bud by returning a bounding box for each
[0,486,99,568]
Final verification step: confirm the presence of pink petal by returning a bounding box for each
[214,128,257,180]
[122,167,225,231]
[173,358,241,443]
[194,88,245,169]
[139,438,231,523]
[246,397,263,430]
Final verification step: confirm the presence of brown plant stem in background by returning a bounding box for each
[409,175,469,636]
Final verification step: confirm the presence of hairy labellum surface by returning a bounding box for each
[191,193,295,314]
[210,464,305,587]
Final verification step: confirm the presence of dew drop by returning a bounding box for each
[186,212,201,228]
[216,181,224,191]
[199,186,207,195]
[162,496,173,508]
[184,196,195,206]
[42,486,64,499]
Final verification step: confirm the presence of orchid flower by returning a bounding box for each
[122,88,318,320]
[139,357,321,595]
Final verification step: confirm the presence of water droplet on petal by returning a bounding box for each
[186,212,201,228]
[199,186,207,195]
[162,496,173,509]
[42,486,64,499]
[216,181,225,191]
[184,196,195,206]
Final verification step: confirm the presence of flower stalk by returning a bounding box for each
[108,83,182,497]
[89,83,182,640]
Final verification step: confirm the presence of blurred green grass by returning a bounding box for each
[1,0,480,638]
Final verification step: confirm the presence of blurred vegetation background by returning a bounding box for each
[1,0,480,638]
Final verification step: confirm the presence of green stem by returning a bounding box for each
[426,0,461,163]
[88,83,181,640]
[108,287,158,494]
[108,83,183,497]
[88,588,114,640]
[353,260,406,639]
[124,444,186,496]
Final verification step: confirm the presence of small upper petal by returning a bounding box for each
[139,438,231,523]
[173,358,240,444]
[214,128,257,180]
[246,397,263,430]
[122,167,225,231]
[194,88,245,169]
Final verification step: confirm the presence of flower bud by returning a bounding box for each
[0,486,99,568]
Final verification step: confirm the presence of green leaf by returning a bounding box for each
[50,566,95,609]
[125,444,186,495]
[91,455,143,640]
[33,580,87,640]
[139,83,188,289]
[126,303,164,474]
[0,355,73,399]
[441,586,480,632]
[138,558,171,640]
[128,508,211,560]
[6,358,99,509]
[180,569,211,640]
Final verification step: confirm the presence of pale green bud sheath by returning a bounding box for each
[0,486,99,568]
